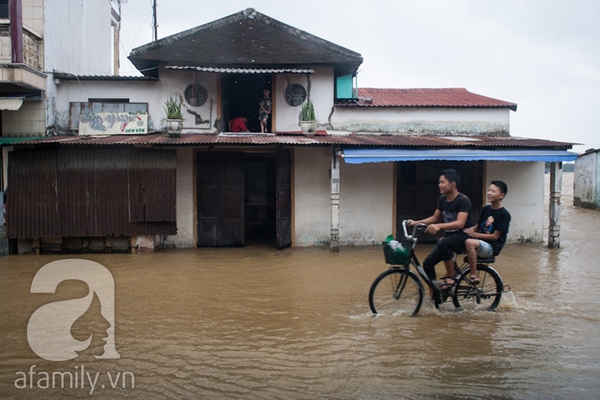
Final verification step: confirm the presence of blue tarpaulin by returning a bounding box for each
[342,148,579,164]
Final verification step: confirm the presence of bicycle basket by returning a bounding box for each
[382,240,410,265]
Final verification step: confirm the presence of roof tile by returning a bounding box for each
[336,88,517,111]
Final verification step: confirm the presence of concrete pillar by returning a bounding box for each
[548,162,563,248]
[330,147,340,252]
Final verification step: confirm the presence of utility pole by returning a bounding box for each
[152,0,158,41]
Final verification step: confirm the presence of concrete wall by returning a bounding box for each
[43,0,114,75]
[293,147,331,246]
[22,0,44,34]
[44,0,117,131]
[486,161,545,243]
[157,69,218,132]
[53,70,220,133]
[331,107,511,135]
[339,161,394,245]
[54,80,161,132]
[165,147,196,247]
[274,67,334,132]
[574,151,598,208]
[2,101,45,135]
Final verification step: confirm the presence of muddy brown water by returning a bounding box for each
[1,173,599,399]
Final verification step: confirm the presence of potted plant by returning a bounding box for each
[300,99,317,135]
[164,95,184,137]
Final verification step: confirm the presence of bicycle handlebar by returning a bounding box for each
[402,220,428,243]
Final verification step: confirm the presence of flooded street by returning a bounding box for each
[1,173,600,399]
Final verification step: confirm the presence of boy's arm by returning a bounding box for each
[426,211,468,235]
[408,209,442,227]
[466,229,502,241]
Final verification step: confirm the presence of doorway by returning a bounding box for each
[196,149,291,248]
[395,161,484,242]
[244,155,276,244]
[222,74,272,133]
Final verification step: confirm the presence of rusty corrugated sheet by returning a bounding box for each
[7,149,176,239]
[7,150,60,238]
[17,133,576,149]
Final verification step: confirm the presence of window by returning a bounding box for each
[335,73,358,101]
[184,83,208,107]
[284,83,307,106]
[0,0,8,19]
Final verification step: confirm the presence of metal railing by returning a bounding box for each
[0,25,44,71]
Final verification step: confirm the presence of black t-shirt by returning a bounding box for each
[436,193,472,234]
[477,205,511,255]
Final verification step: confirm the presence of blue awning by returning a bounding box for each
[342,148,579,164]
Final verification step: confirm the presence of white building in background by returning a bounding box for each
[574,148,600,209]
[3,8,577,254]
[0,0,120,255]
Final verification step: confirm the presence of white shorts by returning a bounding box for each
[476,240,494,258]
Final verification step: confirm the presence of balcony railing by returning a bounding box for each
[0,24,44,71]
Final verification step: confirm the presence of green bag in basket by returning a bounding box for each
[383,235,410,265]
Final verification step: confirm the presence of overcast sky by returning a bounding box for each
[118,0,600,153]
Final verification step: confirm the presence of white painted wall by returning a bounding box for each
[294,147,331,246]
[158,69,218,132]
[53,70,220,133]
[574,150,599,208]
[332,107,511,135]
[165,148,195,247]
[486,161,545,243]
[339,161,394,245]
[43,0,114,75]
[294,148,394,247]
[44,0,118,131]
[275,67,334,132]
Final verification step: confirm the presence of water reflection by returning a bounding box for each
[1,174,599,398]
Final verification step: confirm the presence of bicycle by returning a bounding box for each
[369,220,510,316]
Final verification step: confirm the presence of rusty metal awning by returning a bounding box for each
[342,148,579,164]
[166,66,314,74]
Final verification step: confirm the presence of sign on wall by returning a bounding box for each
[79,111,148,135]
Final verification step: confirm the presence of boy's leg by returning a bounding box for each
[465,238,480,279]
[438,234,468,279]
[422,244,443,281]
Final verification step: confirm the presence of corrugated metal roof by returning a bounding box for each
[335,88,518,111]
[18,133,575,149]
[53,73,159,81]
[166,66,314,74]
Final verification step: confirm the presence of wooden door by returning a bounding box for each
[276,149,292,249]
[197,152,245,246]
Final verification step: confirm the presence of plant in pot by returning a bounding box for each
[300,99,317,135]
[164,95,184,137]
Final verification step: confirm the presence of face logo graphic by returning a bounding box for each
[27,259,120,361]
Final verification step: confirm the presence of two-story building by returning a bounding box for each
[0,0,120,254]
[4,8,577,254]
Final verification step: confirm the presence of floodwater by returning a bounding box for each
[1,173,599,399]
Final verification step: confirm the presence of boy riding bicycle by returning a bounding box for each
[407,169,472,290]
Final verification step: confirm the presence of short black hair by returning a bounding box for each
[441,169,460,186]
[490,180,508,195]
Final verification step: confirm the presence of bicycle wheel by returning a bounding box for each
[452,265,503,311]
[369,269,424,316]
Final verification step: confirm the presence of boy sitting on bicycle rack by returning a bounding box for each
[463,181,511,284]
[407,169,472,290]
